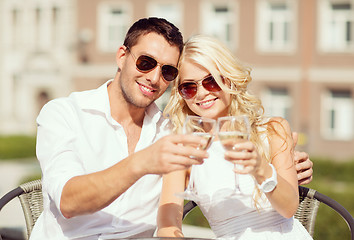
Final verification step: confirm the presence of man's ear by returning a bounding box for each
[116,45,128,70]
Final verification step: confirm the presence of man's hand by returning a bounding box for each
[294,151,313,185]
[137,134,209,175]
[292,132,314,185]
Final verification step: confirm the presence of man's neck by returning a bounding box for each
[107,79,147,154]
[112,101,146,127]
[107,79,146,126]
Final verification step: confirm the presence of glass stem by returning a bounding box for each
[234,163,241,193]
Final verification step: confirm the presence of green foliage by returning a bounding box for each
[183,157,354,240]
[307,158,354,240]
[0,135,36,159]
[19,173,42,185]
[310,157,354,182]
[313,197,352,239]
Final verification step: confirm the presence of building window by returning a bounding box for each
[52,6,60,46]
[97,2,132,52]
[256,0,297,53]
[11,8,20,49]
[34,7,42,50]
[262,87,292,122]
[318,0,354,52]
[322,90,353,140]
[147,1,183,30]
[200,1,237,49]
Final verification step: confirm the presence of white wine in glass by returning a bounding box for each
[192,132,214,150]
[217,115,251,194]
[175,115,216,201]
[218,131,250,151]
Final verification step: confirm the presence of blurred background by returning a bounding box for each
[0,0,353,239]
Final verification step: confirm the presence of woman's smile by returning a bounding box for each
[196,97,218,109]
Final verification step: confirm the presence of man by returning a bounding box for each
[293,132,313,185]
[30,17,313,239]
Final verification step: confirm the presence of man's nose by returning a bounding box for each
[148,66,162,84]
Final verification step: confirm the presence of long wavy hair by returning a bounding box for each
[164,34,269,156]
[163,35,287,205]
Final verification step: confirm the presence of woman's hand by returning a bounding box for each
[224,141,265,178]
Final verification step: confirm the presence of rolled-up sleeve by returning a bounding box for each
[36,99,85,216]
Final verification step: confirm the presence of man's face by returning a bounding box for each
[118,33,180,109]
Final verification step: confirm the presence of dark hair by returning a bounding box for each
[123,17,184,54]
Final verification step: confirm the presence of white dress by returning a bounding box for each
[188,141,313,240]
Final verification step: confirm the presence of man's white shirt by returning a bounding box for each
[30,80,171,239]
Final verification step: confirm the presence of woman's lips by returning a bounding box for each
[197,98,217,109]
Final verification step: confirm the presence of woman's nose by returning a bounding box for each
[196,83,209,98]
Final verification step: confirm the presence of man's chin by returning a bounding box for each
[122,89,157,109]
[130,98,156,109]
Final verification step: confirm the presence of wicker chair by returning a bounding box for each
[183,186,354,239]
[1,181,353,239]
[0,179,43,240]
[296,186,354,239]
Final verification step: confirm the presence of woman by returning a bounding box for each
[157,35,312,239]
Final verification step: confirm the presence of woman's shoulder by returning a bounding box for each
[266,117,291,133]
[267,116,288,124]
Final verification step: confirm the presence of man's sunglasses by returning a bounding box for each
[126,47,178,81]
[178,75,222,99]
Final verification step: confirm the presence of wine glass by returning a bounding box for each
[217,115,251,195]
[175,115,216,201]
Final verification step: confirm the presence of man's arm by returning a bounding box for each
[37,100,209,219]
[292,132,314,185]
[60,134,209,218]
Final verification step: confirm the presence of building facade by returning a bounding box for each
[1,0,354,160]
[0,0,76,134]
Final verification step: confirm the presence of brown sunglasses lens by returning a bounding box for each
[203,76,222,92]
[161,65,179,81]
[136,55,157,71]
[136,55,178,81]
[178,82,198,99]
[178,76,222,99]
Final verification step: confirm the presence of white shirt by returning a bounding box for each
[30,80,170,240]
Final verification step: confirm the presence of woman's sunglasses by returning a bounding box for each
[126,47,178,81]
[178,75,222,99]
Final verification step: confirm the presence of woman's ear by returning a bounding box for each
[221,77,233,92]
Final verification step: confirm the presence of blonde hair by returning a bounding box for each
[164,34,268,157]
[164,35,289,205]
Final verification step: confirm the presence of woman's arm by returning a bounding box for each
[263,117,299,218]
[157,169,187,237]
[224,117,298,218]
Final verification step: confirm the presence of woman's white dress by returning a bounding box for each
[188,141,313,239]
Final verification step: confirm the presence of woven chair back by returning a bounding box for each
[18,180,43,239]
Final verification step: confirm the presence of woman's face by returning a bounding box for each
[178,59,231,120]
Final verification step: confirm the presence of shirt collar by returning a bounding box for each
[75,79,164,126]
[74,80,112,116]
[145,101,163,125]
